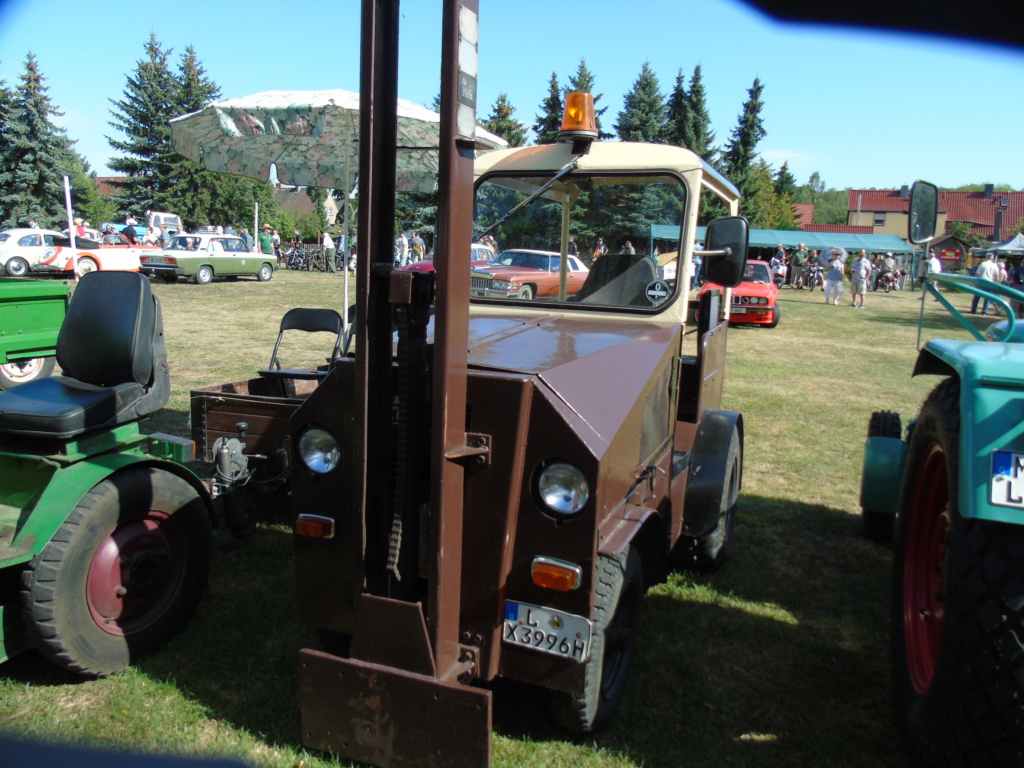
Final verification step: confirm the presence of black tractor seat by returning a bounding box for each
[0,271,169,440]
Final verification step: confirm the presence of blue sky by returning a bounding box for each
[2,0,1022,191]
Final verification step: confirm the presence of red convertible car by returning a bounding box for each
[699,259,780,327]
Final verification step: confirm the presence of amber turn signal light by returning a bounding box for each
[295,514,336,539]
[558,92,598,141]
[531,556,583,591]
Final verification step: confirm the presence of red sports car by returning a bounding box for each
[699,259,780,327]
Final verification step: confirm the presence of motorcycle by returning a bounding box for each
[805,264,825,291]
[877,270,899,293]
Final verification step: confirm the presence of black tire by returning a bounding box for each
[892,377,1024,765]
[862,410,902,543]
[20,467,212,677]
[0,356,56,389]
[552,547,643,733]
[767,304,781,328]
[5,256,29,277]
[160,275,178,284]
[518,284,535,300]
[675,428,741,573]
[195,265,214,285]
[257,263,274,282]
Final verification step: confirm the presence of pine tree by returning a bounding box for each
[107,33,179,217]
[483,93,527,147]
[0,66,17,225]
[533,72,562,145]
[774,160,797,197]
[614,62,665,143]
[565,59,612,140]
[162,45,222,226]
[721,77,767,192]
[664,69,688,147]
[0,53,75,229]
[683,64,716,162]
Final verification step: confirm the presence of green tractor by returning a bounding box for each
[860,181,1024,764]
[0,271,212,676]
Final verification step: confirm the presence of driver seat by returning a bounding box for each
[0,271,169,439]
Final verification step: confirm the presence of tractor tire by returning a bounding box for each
[674,428,741,573]
[862,410,902,543]
[892,377,1024,765]
[0,356,55,390]
[5,256,29,277]
[20,467,212,676]
[552,547,643,733]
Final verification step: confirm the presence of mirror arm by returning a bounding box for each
[700,247,732,257]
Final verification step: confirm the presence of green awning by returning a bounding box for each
[648,225,914,255]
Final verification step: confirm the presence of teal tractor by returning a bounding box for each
[0,271,213,676]
[860,181,1024,765]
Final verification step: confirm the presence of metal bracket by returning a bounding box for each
[444,433,491,465]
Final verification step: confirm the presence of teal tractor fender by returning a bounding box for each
[5,453,213,563]
[860,431,907,518]
[911,338,1024,525]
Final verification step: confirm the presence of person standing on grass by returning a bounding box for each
[258,224,275,263]
[850,250,872,308]
[323,230,336,272]
[824,251,844,305]
[970,254,1000,315]
[791,243,808,288]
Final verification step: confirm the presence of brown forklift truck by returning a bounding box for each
[285,5,748,766]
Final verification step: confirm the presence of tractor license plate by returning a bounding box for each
[503,601,591,662]
[991,451,1024,508]
[730,306,747,314]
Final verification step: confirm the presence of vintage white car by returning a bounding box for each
[0,228,150,276]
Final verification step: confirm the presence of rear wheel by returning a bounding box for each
[5,256,29,277]
[892,378,1024,765]
[77,257,98,275]
[195,265,214,285]
[552,547,643,733]
[160,275,178,284]
[0,356,55,389]
[20,467,212,676]
[862,410,901,543]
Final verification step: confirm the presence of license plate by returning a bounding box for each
[991,451,1024,508]
[502,601,591,662]
[730,306,747,314]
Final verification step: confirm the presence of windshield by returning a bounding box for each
[473,173,685,310]
[743,263,772,284]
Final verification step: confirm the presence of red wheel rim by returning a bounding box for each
[86,511,186,636]
[902,443,951,695]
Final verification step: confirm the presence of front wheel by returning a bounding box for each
[892,378,1024,765]
[20,467,213,676]
[862,410,902,543]
[0,356,56,389]
[517,284,535,300]
[257,263,274,282]
[5,256,29,277]
[195,265,214,285]
[767,304,781,328]
[552,547,643,733]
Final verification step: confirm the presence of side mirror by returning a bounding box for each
[702,216,749,288]
[908,180,938,245]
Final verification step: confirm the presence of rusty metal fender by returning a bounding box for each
[683,409,744,539]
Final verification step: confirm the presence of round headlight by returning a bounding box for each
[537,462,589,516]
[298,427,341,474]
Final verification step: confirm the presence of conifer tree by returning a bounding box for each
[0,67,17,224]
[774,160,797,197]
[533,72,563,145]
[663,68,688,147]
[484,93,527,147]
[565,59,612,140]
[107,33,179,217]
[682,64,716,161]
[721,77,767,191]
[0,53,74,228]
[614,62,665,143]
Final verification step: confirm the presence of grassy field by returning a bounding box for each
[0,271,983,767]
